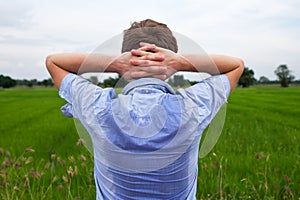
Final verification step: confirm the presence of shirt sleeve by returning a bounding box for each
[59,73,77,117]
[58,73,103,119]
[182,74,230,130]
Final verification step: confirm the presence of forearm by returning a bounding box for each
[45,53,117,74]
[45,53,118,89]
[180,54,244,91]
[179,54,242,74]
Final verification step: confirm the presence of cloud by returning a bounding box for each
[0,0,299,80]
[0,1,34,28]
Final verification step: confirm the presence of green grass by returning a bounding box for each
[0,85,299,199]
[197,86,300,199]
[0,88,80,157]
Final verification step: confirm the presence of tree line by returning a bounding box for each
[92,64,297,88]
[238,64,296,88]
[0,75,54,88]
[0,64,297,89]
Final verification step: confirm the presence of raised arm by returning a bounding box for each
[45,51,168,89]
[45,53,115,89]
[207,54,244,92]
[181,53,244,91]
[130,43,244,92]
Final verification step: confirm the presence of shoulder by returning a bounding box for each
[176,74,230,108]
[59,73,101,92]
[59,73,109,104]
[191,74,230,98]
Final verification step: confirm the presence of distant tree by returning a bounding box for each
[41,78,54,87]
[274,64,295,87]
[89,76,98,84]
[258,76,270,84]
[0,75,16,88]
[172,75,187,87]
[21,79,35,87]
[174,75,185,87]
[103,77,118,87]
[31,79,38,86]
[187,80,198,86]
[16,79,27,86]
[238,67,256,87]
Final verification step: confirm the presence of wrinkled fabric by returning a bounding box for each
[59,74,230,200]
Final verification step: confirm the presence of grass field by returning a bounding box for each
[0,86,299,199]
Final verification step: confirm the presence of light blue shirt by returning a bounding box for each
[59,74,230,200]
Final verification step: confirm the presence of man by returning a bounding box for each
[46,19,244,199]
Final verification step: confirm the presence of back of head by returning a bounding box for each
[122,19,178,53]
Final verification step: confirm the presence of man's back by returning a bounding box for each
[59,75,230,199]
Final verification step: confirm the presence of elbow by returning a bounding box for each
[237,57,245,69]
[237,58,245,79]
[240,59,245,69]
[237,58,245,74]
[45,55,54,70]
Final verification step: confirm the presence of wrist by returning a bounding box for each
[178,55,196,72]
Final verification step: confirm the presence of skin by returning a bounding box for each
[130,42,245,92]
[46,43,244,92]
[45,47,167,89]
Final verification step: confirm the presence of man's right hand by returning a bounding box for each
[130,42,245,92]
[108,51,170,82]
[129,42,189,80]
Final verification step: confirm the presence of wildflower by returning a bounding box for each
[2,159,11,168]
[57,185,64,189]
[254,152,260,160]
[69,156,76,164]
[23,175,28,181]
[74,166,78,176]
[23,183,29,188]
[80,154,86,162]
[51,176,58,183]
[76,138,86,146]
[35,172,42,179]
[62,175,68,183]
[51,154,56,161]
[14,161,21,168]
[29,168,42,179]
[57,156,61,164]
[212,161,218,169]
[25,147,35,153]
[285,187,292,196]
[13,185,20,191]
[283,175,291,183]
[6,151,11,157]
[68,166,74,179]
[25,156,33,165]
[21,156,27,162]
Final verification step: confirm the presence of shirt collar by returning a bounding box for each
[122,78,175,95]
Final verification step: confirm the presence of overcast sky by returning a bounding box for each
[0,0,299,81]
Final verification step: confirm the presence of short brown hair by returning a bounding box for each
[122,19,178,53]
